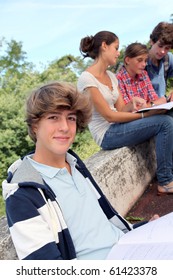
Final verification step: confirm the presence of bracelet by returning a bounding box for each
[141,112,144,119]
[150,101,155,107]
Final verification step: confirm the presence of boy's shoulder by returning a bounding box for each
[163,52,173,79]
[163,54,169,79]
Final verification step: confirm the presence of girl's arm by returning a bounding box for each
[115,87,147,112]
[85,87,145,123]
[86,86,166,123]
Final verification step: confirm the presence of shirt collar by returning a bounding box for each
[26,152,77,179]
[122,65,143,82]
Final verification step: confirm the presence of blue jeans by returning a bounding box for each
[101,114,173,186]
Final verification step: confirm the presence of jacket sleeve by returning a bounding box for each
[6,187,64,260]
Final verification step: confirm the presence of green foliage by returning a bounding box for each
[0,92,35,184]
[0,38,35,92]
[0,38,28,72]
[40,55,77,83]
[72,129,100,160]
[126,216,145,222]
[0,196,5,217]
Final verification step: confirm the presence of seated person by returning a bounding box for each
[77,30,173,195]
[146,21,173,99]
[116,42,166,107]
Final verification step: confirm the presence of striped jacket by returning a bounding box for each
[2,149,137,260]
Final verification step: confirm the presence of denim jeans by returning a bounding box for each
[101,114,173,186]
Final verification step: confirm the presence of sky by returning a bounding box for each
[1,0,173,70]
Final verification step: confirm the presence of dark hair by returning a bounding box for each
[150,22,173,47]
[124,42,148,60]
[25,81,92,142]
[79,31,118,59]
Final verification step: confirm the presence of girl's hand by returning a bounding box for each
[131,97,147,112]
[168,91,173,102]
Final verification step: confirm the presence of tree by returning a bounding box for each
[39,54,91,84]
[0,37,36,93]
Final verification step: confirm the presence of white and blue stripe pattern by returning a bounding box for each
[3,149,142,260]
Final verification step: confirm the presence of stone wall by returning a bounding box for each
[0,139,156,260]
[85,139,156,216]
[0,216,18,260]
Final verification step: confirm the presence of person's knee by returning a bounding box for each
[162,115,173,127]
[162,116,173,136]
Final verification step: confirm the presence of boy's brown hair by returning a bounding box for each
[150,22,173,48]
[25,81,92,142]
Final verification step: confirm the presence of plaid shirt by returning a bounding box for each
[116,65,158,104]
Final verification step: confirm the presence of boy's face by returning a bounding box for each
[33,110,77,165]
[150,40,171,60]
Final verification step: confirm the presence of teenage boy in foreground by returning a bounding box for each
[2,82,157,260]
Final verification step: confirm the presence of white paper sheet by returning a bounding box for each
[107,212,173,260]
[137,101,173,112]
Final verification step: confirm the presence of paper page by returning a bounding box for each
[107,242,173,260]
[119,212,173,244]
[107,212,173,260]
[137,101,173,113]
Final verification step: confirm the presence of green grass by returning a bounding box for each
[125,215,145,224]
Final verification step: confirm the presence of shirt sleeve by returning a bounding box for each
[77,72,98,93]
[116,74,131,104]
[6,189,64,260]
[144,71,159,101]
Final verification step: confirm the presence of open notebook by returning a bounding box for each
[107,212,173,260]
[136,101,173,113]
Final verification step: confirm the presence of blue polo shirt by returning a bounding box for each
[27,153,124,259]
[146,52,173,97]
